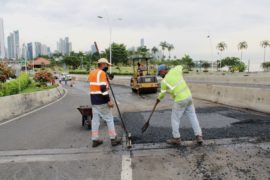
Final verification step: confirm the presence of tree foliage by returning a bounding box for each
[34,71,53,86]
[179,55,195,71]
[202,62,210,69]
[216,42,227,52]
[0,63,14,83]
[260,40,270,48]
[261,61,270,71]
[220,57,246,72]
[238,41,248,61]
[151,46,158,55]
[63,55,80,70]
[105,43,128,65]
[62,51,89,70]
[136,46,150,57]
[0,73,30,96]
[238,41,248,50]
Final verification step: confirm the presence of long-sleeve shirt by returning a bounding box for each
[158,65,192,102]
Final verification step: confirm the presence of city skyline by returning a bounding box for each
[1,0,270,70]
[0,17,63,60]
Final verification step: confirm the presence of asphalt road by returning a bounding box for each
[0,81,269,179]
[1,81,269,150]
[0,82,104,151]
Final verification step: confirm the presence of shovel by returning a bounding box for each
[141,100,159,133]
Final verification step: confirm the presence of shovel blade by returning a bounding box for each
[141,122,149,133]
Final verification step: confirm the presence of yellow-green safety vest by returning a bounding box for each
[158,65,191,102]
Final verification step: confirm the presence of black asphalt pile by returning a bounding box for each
[123,106,270,144]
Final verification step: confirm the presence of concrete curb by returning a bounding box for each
[0,85,66,122]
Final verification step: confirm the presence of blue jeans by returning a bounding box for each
[171,97,202,138]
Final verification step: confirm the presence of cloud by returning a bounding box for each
[1,0,270,70]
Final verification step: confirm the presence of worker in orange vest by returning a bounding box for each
[88,58,121,147]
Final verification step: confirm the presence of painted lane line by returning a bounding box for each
[0,88,68,127]
[121,155,132,180]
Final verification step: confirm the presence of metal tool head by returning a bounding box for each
[127,133,132,149]
[141,121,150,134]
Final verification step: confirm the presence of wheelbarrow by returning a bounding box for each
[77,105,92,129]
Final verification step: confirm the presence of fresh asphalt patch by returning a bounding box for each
[124,106,270,144]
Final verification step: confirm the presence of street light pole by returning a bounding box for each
[98,15,112,73]
[207,35,214,72]
[97,15,122,74]
[109,24,112,74]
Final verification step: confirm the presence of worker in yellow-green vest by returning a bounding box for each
[156,64,203,145]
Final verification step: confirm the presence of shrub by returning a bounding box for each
[261,62,270,71]
[69,70,89,74]
[34,71,53,86]
[0,73,30,96]
[0,62,14,82]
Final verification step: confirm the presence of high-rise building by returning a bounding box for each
[14,31,20,59]
[91,44,97,53]
[21,43,28,60]
[34,42,42,57]
[140,38,144,47]
[7,30,20,60]
[57,37,72,55]
[26,42,51,60]
[0,18,5,59]
[27,42,34,60]
[7,34,14,59]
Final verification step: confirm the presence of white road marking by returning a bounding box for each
[121,155,132,180]
[0,88,68,127]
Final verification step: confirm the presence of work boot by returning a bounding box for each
[92,140,103,148]
[166,138,181,145]
[111,137,122,146]
[196,136,203,145]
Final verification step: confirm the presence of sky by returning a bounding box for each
[1,0,270,70]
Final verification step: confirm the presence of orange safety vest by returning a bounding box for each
[88,69,110,105]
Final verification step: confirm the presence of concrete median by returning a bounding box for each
[0,86,65,122]
[189,83,270,114]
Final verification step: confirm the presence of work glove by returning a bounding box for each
[108,100,114,108]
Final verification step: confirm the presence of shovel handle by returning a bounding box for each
[146,100,159,123]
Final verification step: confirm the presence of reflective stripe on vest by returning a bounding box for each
[89,82,107,86]
[89,69,109,95]
[163,79,184,91]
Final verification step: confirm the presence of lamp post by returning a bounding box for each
[97,15,122,74]
[207,35,214,72]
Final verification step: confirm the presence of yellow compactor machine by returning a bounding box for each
[130,56,159,94]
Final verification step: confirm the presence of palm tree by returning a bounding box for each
[151,46,158,59]
[216,42,227,70]
[167,44,174,60]
[238,41,248,61]
[216,42,227,53]
[159,41,168,60]
[260,40,270,62]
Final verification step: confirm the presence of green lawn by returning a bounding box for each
[21,83,58,94]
